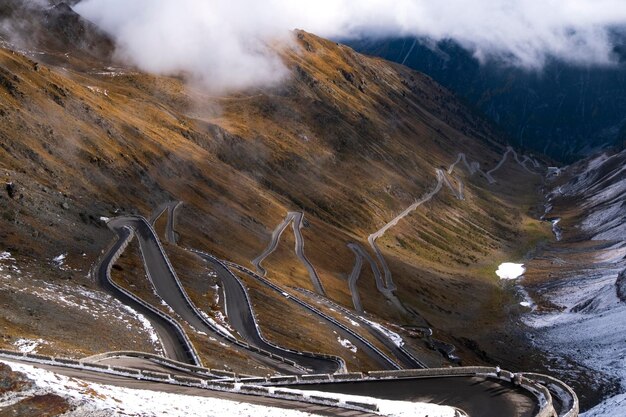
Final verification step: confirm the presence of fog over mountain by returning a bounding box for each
[2,1,626,416]
[73,0,626,91]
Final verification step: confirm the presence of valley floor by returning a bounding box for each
[520,150,626,416]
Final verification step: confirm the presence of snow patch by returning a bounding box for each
[52,253,69,270]
[337,337,357,353]
[0,251,14,262]
[120,305,163,353]
[0,251,19,274]
[362,319,404,347]
[53,253,66,263]
[200,311,236,339]
[496,263,525,280]
[344,317,360,327]
[86,85,109,96]
[13,338,46,354]
[551,219,562,241]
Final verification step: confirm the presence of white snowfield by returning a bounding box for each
[0,360,458,417]
[524,266,626,417]
[495,263,526,280]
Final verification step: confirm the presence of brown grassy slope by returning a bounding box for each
[0,30,542,368]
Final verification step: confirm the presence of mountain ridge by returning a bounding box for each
[347,36,626,162]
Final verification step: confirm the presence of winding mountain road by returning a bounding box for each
[151,205,346,373]
[296,376,539,417]
[106,215,300,374]
[253,212,326,296]
[193,251,343,374]
[486,146,538,182]
[223,261,402,371]
[346,244,365,313]
[150,201,403,372]
[351,147,541,308]
[98,144,543,382]
[295,288,428,369]
[97,222,200,366]
[149,201,181,244]
[367,169,446,294]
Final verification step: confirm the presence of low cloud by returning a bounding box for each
[74,0,626,91]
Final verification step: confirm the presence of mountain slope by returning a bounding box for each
[347,36,626,161]
[522,148,626,411]
[0,9,546,376]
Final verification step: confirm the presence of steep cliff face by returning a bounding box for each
[348,36,626,161]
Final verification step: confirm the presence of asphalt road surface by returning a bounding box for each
[298,290,427,369]
[227,262,401,371]
[5,359,378,417]
[295,376,538,417]
[252,212,326,295]
[198,254,343,374]
[107,216,297,374]
[98,224,196,365]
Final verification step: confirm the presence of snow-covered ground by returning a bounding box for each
[0,253,163,354]
[344,316,361,327]
[120,305,162,350]
[86,85,109,96]
[52,253,67,266]
[550,219,562,241]
[580,392,626,417]
[0,360,317,417]
[199,311,236,339]
[13,338,47,354]
[496,263,526,279]
[525,150,626,416]
[0,251,14,262]
[524,261,626,416]
[0,360,458,417]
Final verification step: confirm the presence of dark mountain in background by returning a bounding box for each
[347,36,626,162]
[0,0,112,65]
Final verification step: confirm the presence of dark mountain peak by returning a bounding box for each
[0,0,113,65]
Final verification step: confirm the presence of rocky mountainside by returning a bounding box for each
[521,148,626,412]
[347,36,626,162]
[0,0,550,384]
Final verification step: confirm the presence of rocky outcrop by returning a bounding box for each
[617,270,626,302]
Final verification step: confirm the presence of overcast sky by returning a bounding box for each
[74,0,626,91]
